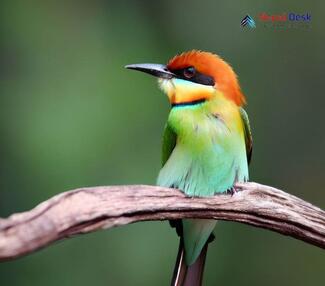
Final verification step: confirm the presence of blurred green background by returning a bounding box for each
[1,1,324,285]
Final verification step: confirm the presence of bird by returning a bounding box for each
[125,50,252,286]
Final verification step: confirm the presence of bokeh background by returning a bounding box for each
[1,1,324,285]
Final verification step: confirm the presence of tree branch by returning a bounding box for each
[0,182,324,261]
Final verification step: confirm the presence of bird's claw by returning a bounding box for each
[227,186,239,196]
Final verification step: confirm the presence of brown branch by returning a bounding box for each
[0,182,324,261]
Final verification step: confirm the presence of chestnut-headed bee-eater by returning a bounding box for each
[126,50,252,286]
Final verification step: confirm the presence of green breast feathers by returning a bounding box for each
[157,103,251,196]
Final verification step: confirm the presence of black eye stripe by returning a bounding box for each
[170,67,215,86]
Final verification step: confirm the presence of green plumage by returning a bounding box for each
[157,95,252,265]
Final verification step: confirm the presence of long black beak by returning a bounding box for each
[125,63,175,79]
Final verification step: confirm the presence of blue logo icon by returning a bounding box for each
[241,15,256,28]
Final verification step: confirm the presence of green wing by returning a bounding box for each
[240,108,253,164]
[161,124,177,166]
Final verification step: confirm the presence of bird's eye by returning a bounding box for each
[183,67,196,78]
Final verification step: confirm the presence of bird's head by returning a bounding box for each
[126,50,245,107]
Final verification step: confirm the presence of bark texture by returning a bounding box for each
[0,182,324,261]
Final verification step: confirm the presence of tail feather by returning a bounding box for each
[171,240,208,286]
[182,219,216,265]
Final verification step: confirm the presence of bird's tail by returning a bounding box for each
[170,239,208,286]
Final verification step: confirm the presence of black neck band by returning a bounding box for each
[171,98,206,108]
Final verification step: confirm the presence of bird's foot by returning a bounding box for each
[227,186,239,196]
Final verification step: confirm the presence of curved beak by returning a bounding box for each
[125,63,175,79]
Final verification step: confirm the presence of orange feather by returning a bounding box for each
[167,50,246,106]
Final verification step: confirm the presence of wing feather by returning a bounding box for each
[161,124,177,167]
[239,108,253,164]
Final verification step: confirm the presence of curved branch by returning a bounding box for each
[0,182,324,261]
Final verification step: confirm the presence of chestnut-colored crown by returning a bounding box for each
[167,50,245,106]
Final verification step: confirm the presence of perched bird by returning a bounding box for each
[126,50,252,286]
